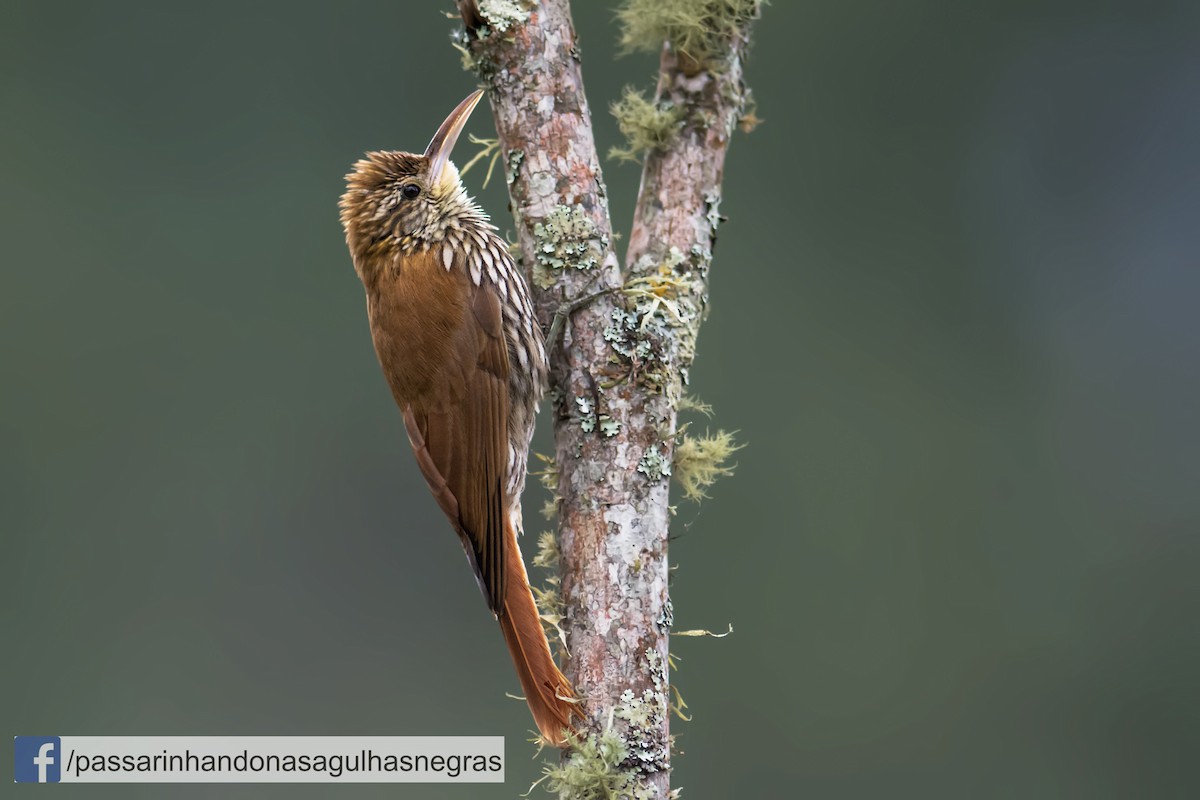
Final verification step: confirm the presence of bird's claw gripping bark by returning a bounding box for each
[545,286,619,354]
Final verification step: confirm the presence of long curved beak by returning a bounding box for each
[425,89,485,184]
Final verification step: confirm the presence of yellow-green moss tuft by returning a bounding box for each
[532,530,560,570]
[531,582,568,658]
[609,87,685,164]
[678,394,714,417]
[616,0,763,62]
[532,452,557,493]
[530,530,567,656]
[672,429,741,501]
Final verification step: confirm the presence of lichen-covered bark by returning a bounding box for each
[454,3,755,797]
[624,30,755,393]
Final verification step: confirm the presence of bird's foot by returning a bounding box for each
[546,286,619,351]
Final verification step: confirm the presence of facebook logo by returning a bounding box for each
[14,737,61,783]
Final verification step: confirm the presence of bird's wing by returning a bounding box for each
[402,282,510,615]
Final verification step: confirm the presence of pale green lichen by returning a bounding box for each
[624,248,700,329]
[608,247,708,395]
[616,688,665,745]
[531,205,607,289]
[604,306,662,363]
[609,86,685,164]
[704,190,724,232]
[599,416,621,438]
[477,0,534,34]
[615,649,670,772]
[689,242,712,267]
[646,648,666,691]
[506,148,525,186]
[637,444,672,481]
[536,729,648,800]
[539,651,669,797]
[616,0,763,62]
[656,597,674,633]
[535,652,673,797]
[576,395,596,433]
[577,398,620,439]
[672,429,741,501]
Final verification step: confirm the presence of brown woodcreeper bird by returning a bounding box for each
[338,90,575,746]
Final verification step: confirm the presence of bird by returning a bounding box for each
[338,90,576,746]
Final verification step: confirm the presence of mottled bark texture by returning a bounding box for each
[455,2,755,797]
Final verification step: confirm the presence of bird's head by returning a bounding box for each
[340,90,486,257]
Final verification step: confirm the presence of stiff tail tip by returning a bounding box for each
[499,592,579,747]
[498,525,578,745]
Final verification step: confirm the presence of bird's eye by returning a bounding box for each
[400,183,421,200]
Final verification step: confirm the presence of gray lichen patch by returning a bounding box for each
[577,390,619,438]
[576,395,597,433]
[604,305,662,363]
[614,648,670,773]
[505,148,525,186]
[609,86,686,164]
[673,429,741,502]
[655,597,674,633]
[602,305,667,392]
[615,0,763,63]
[703,190,724,233]
[531,204,608,289]
[608,246,709,395]
[616,688,668,771]
[646,648,667,692]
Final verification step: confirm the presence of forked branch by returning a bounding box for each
[454,2,759,797]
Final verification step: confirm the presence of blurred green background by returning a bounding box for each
[3,1,1198,797]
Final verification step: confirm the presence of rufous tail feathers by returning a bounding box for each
[498,518,576,747]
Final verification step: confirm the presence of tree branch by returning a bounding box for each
[625,13,757,365]
[455,2,758,797]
